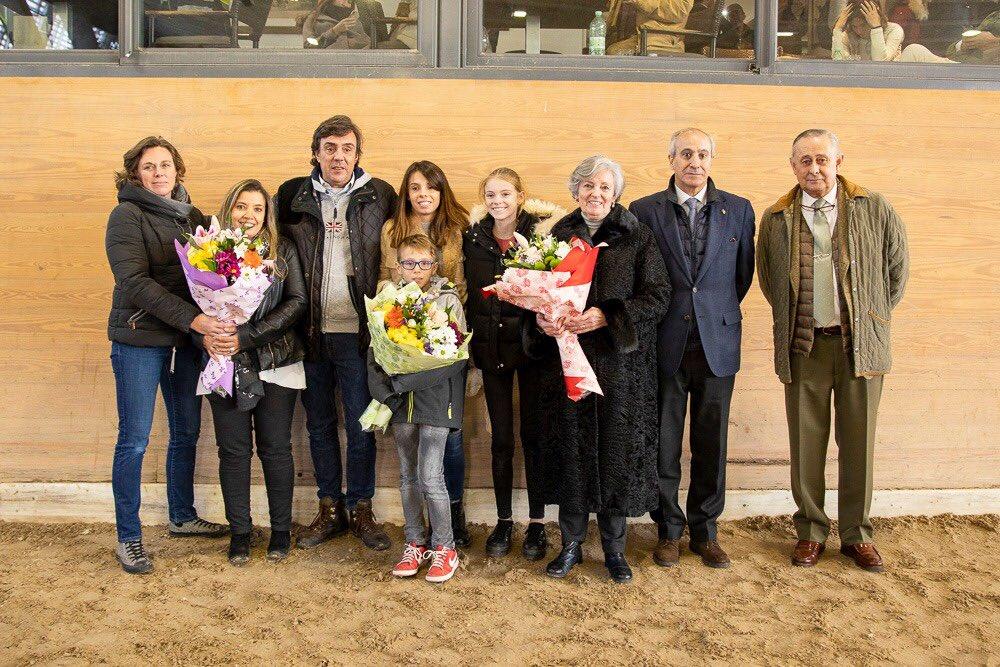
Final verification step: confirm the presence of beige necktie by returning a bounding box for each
[810,199,835,327]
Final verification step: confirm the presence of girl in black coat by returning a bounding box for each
[462,168,566,560]
[198,179,307,566]
[530,156,670,583]
[106,137,231,575]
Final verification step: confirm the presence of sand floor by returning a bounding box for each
[1,514,997,665]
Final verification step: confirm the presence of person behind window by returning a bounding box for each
[607,0,696,55]
[887,0,927,48]
[378,0,417,49]
[683,0,732,54]
[832,0,955,61]
[195,179,306,567]
[106,136,231,574]
[947,9,1000,64]
[379,160,471,548]
[300,0,388,49]
[719,3,753,49]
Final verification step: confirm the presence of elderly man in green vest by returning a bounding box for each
[756,129,909,572]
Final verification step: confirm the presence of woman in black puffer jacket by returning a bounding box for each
[463,167,566,561]
[106,136,232,575]
[196,179,307,566]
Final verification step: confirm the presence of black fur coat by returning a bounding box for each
[527,204,671,517]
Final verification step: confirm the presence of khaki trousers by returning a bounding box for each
[785,333,883,545]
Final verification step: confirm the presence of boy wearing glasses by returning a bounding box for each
[368,235,468,583]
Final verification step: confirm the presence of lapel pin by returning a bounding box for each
[722,208,727,215]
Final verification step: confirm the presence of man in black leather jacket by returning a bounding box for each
[276,115,397,552]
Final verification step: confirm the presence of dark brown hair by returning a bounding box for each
[388,161,469,250]
[310,115,364,169]
[114,136,186,192]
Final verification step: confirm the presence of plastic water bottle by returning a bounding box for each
[588,11,606,56]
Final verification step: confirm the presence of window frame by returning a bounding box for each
[0,0,996,91]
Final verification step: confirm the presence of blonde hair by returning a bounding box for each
[480,167,526,218]
[397,234,442,266]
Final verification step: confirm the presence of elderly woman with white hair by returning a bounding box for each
[526,155,670,584]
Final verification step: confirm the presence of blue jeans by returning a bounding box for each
[110,342,202,542]
[444,429,464,502]
[301,333,376,508]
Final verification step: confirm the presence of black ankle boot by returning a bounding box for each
[451,500,471,548]
[522,522,548,561]
[485,519,514,557]
[604,552,633,583]
[546,541,583,578]
[267,530,291,561]
[228,532,251,566]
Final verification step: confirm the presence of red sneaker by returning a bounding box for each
[392,542,428,577]
[425,545,459,583]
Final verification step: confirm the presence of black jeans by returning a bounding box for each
[651,347,735,542]
[208,382,298,534]
[482,366,544,520]
[558,506,627,554]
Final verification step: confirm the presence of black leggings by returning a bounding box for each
[482,366,545,520]
[208,383,297,534]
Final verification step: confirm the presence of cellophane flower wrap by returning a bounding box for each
[482,233,605,401]
[359,281,472,431]
[174,217,272,397]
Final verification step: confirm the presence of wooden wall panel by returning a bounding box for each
[0,77,997,491]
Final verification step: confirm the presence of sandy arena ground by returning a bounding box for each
[1,514,997,665]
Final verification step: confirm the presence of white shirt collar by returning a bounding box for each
[674,183,707,205]
[802,182,837,208]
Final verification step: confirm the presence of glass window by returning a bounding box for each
[781,0,999,65]
[141,0,417,50]
[481,0,758,60]
[0,0,118,49]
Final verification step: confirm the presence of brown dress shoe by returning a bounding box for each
[689,539,731,568]
[840,543,885,572]
[296,497,348,549]
[791,540,825,566]
[350,499,391,551]
[653,538,681,567]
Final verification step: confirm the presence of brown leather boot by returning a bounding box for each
[689,539,732,568]
[296,497,348,549]
[652,538,681,567]
[349,499,391,551]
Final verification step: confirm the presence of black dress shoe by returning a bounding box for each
[522,522,548,561]
[451,500,471,548]
[485,519,514,557]
[545,541,583,578]
[604,552,633,583]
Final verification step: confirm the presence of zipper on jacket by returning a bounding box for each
[169,347,176,374]
[448,380,453,420]
[127,309,148,330]
[407,392,414,422]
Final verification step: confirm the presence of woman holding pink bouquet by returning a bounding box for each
[106,136,232,575]
[366,235,469,584]
[529,155,670,584]
[194,179,307,566]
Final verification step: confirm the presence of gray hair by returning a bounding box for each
[668,127,716,158]
[791,129,841,158]
[567,155,625,200]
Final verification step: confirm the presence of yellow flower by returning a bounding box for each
[187,247,214,270]
[387,326,423,349]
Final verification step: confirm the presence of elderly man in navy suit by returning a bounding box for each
[629,128,756,568]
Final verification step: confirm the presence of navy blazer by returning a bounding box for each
[629,177,755,378]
